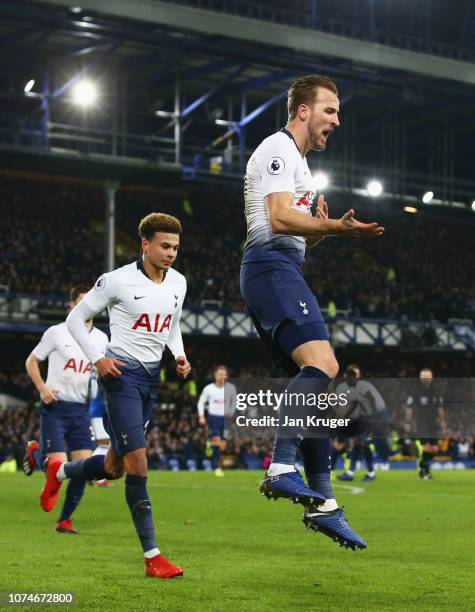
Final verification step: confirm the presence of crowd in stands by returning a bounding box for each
[0,171,474,323]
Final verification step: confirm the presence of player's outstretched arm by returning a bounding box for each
[337,209,385,237]
[266,193,384,238]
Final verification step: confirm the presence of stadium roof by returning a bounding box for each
[1,0,474,206]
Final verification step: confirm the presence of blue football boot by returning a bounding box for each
[362,473,376,482]
[259,470,326,507]
[302,505,367,550]
[336,472,354,481]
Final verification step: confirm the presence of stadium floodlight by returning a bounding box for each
[366,180,383,197]
[404,206,418,214]
[155,110,175,118]
[422,191,434,204]
[24,79,35,93]
[471,200,475,212]
[71,79,98,107]
[313,171,329,191]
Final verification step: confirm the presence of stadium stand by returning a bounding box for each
[1,171,474,323]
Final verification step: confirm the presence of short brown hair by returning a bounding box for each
[69,285,90,302]
[287,75,338,120]
[138,212,182,241]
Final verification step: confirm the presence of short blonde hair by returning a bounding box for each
[138,212,182,240]
[287,75,338,120]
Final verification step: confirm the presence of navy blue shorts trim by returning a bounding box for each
[99,359,160,456]
[40,401,94,453]
[275,320,330,355]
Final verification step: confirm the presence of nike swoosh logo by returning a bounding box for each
[134,295,146,300]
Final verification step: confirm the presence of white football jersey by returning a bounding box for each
[197,381,237,417]
[243,129,316,262]
[33,321,108,404]
[66,260,187,365]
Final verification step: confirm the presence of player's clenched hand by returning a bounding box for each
[338,209,384,237]
[96,357,125,378]
[176,356,191,379]
[198,416,206,427]
[39,385,59,404]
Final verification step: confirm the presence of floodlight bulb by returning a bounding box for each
[71,79,98,107]
[313,172,329,191]
[367,180,383,197]
[422,191,434,204]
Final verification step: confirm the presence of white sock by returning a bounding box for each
[92,444,109,457]
[368,471,375,477]
[346,470,354,477]
[267,463,295,477]
[316,498,338,512]
[144,548,160,559]
[56,463,67,481]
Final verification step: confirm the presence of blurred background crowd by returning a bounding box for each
[1,172,474,322]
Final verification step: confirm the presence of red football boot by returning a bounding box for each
[95,479,113,487]
[22,440,40,476]
[145,554,184,578]
[55,519,79,534]
[40,457,63,512]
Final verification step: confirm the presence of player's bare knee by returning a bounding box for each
[123,448,148,477]
[302,356,339,378]
[105,466,124,480]
[326,358,339,379]
[104,456,124,480]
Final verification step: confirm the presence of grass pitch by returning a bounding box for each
[0,470,474,611]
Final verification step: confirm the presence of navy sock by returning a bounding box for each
[350,444,360,471]
[272,366,331,466]
[211,445,221,469]
[363,444,374,472]
[59,478,86,522]
[64,455,106,481]
[125,474,156,553]
[301,437,334,498]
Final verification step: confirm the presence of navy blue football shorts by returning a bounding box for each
[240,256,329,376]
[207,414,225,438]
[40,401,94,453]
[99,355,160,455]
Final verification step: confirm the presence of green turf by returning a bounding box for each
[0,470,474,611]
